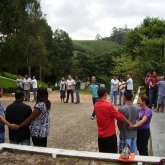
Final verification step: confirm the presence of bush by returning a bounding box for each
[52,86,60,91]
[3,87,18,93]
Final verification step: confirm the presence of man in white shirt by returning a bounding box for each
[31,76,37,101]
[60,77,66,102]
[110,75,119,105]
[65,75,75,103]
[118,78,126,106]
[23,75,31,101]
[120,75,133,92]
[16,75,23,90]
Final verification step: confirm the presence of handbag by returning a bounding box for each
[121,141,131,159]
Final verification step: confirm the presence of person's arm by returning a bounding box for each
[84,83,90,90]
[117,120,122,130]
[133,116,148,128]
[0,115,17,130]
[18,107,40,128]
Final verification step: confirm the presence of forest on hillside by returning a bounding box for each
[0,0,165,86]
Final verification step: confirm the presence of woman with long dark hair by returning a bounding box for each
[18,87,51,147]
[133,95,152,155]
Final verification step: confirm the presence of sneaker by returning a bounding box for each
[91,116,95,120]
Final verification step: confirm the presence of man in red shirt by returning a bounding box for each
[94,87,133,153]
[149,71,158,109]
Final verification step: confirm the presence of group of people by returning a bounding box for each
[145,71,165,112]
[110,74,133,106]
[60,75,81,104]
[94,87,152,156]
[0,73,153,156]
[16,75,37,101]
[0,86,50,147]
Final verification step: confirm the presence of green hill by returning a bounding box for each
[73,40,121,55]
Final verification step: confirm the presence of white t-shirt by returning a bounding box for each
[119,81,126,92]
[16,78,22,88]
[111,79,119,91]
[23,78,31,90]
[126,78,133,90]
[66,79,75,90]
[32,79,37,88]
[60,81,65,90]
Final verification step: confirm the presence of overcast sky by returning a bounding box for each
[40,0,165,40]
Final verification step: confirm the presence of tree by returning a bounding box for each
[50,29,73,82]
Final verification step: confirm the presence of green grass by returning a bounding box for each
[80,89,91,94]
[0,77,16,88]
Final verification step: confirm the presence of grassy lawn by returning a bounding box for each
[80,89,91,94]
[0,77,16,88]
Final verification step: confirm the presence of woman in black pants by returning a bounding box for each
[133,95,152,156]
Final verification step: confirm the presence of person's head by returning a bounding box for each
[152,71,156,77]
[124,90,133,101]
[91,76,96,83]
[139,95,149,107]
[15,90,24,101]
[0,87,3,98]
[127,74,131,79]
[120,78,124,82]
[113,75,116,80]
[61,77,65,81]
[33,76,36,79]
[98,87,107,99]
[146,72,151,77]
[18,75,21,79]
[68,75,72,80]
[76,76,79,80]
[25,74,28,79]
[37,87,51,110]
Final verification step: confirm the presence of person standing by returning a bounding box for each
[31,76,38,101]
[16,75,23,90]
[118,78,126,106]
[133,95,152,156]
[60,77,66,102]
[149,71,158,109]
[126,74,133,91]
[18,87,51,147]
[117,90,139,154]
[65,75,75,103]
[155,76,165,112]
[110,75,119,105]
[84,76,100,120]
[6,90,32,145]
[75,76,81,104]
[94,87,133,153]
[0,87,17,143]
[145,73,151,97]
[23,75,31,101]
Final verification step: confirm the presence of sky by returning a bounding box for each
[40,0,165,40]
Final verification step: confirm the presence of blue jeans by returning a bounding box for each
[110,91,118,104]
[92,97,99,117]
[33,88,37,101]
[149,89,157,108]
[119,91,124,105]
[0,126,5,143]
[75,90,80,103]
[10,139,30,145]
[66,90,74,103]
[119,138,137,154]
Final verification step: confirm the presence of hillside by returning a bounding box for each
[73,40,121,55]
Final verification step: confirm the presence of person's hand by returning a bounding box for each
[10,124,19,130]
[128,123,134,130]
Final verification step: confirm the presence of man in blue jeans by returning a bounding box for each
[110,75,119,105]
[85,76,100,120]
[6,90,32,145]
